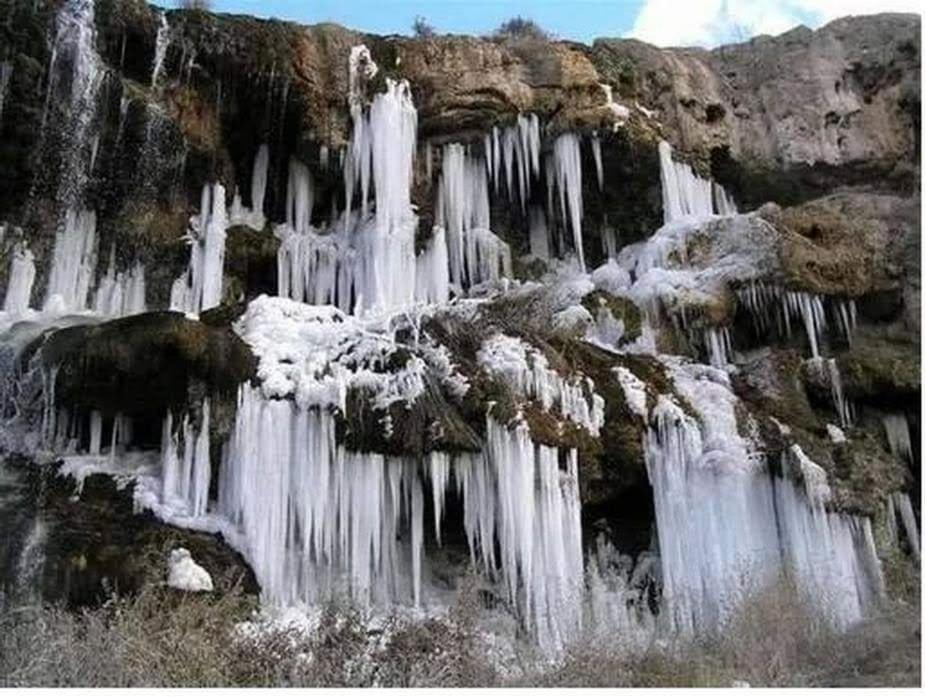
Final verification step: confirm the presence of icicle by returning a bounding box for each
[150,12,170,87]
[882,413,913,463]
[44,208,98,313]
[465,416,584,652]
[806,357,853,427]
[590,132,604,191]
[437,143,510,290]
[3,243,36,315]
[170,183,227,314]
[159,401,210,518]
[414,227,450,304]
[713,182,737,216]
[430,453,450,545]
[229,144,270,231]
[894,492,920,562]
[550,133,586,270]
[93,247,146,318]
[643,359,883,634]
[280,76,421,315]
[285,158,314,234]
[659,140,733,222]
[704,326,733,369]
[736,282,850,360]
[217,384,433,607]
[0,61,12,124]
[411,475,424,607]
[88,410,102,455]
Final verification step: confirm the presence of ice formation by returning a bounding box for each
[477,333,605,435]
[638,358,883,633]
[658,140,736,222]
[161,403,211,518]
[93,249,146,318]
[232,295,429,411]
[484,114,540,208]
[704,326,733,368]
[0,3,910,659]
[3,243,36,315]
[882,413,913,463]
[469,416,584,652]
[138,381,587,652]
[167,548,214,592]
[0,61,11,124]
[805,357,854,427]
[549,134,586,271]
[278,77,427,315]
[437,143,512,290]
[590,132,604,191]
[891,492,921,562]
[736,282,856,359]
[150,12,170,87]
[229,144,270,231]
[44,208,98,313]
[170,183,228,314]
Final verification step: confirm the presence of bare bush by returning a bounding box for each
[180,0,212,11]
[0,568,918,687]
[412,16,436,38]
[493,16,550,41]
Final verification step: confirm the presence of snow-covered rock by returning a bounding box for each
[167,548,214,592]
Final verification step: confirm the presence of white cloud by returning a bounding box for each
[628,0,922,48]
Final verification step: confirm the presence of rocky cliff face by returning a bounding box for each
[593,14,920,203]
[0,0,919,645]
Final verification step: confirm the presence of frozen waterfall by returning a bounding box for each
[278,77,435,314]
[437,143,512,291]
[44,208,98,313]
[3,243,36,315]
[659,141,736,223]
[170,183,228,314]
[642,359,884,634]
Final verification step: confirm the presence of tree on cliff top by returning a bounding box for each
[412,16,437,38]
[493,16,550,41]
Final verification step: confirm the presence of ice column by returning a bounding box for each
[160,401,211,518]
[437,143,511,290]
[170,183,228,314]
[3,243,36,315]
[550,133,586,270]
[659,140,735,222]
[150,12,170,87]
[44,208,98,313]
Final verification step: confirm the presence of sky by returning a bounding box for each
[163,0,922,47]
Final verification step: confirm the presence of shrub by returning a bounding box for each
[493,16,550,41]
[0,569,919,687]
[412,16,436,38]
[180,0,212,10]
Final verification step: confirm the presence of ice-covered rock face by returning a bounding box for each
[0,2,917,661]
[167,548,214,593]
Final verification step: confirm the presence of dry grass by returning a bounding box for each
[0,568,919,687]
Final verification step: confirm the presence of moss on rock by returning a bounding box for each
[42,312,255,425]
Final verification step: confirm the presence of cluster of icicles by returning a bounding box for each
[1,212,147,322]
[143,386,586,653]
[737,280,858,426]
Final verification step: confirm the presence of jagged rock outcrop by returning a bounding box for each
[592,14,921,206]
